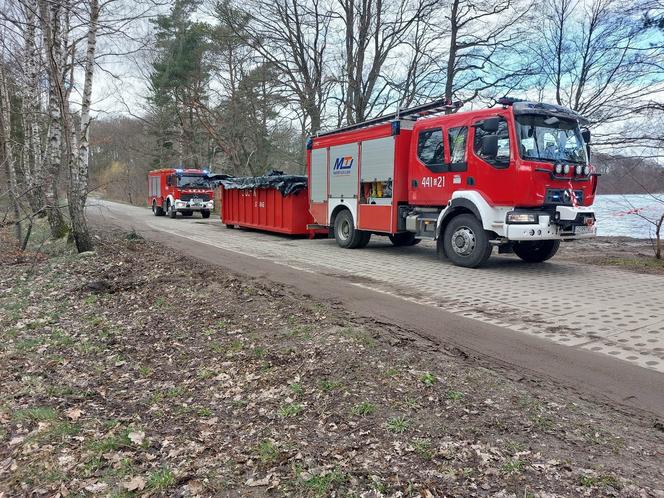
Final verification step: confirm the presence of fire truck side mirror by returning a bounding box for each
[480,117,499,133]
[581,128,591,144]
[481,135,499,158]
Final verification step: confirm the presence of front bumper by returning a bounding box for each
[505,206,596,241]
[174,200,214,212]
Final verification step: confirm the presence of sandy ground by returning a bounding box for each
[1,228,663,497]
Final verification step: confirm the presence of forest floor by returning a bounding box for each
[1,226,663,497]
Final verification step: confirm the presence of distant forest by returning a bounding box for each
[593,153,664,195]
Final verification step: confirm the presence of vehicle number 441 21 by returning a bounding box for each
[421,176,444,188]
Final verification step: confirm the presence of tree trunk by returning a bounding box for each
[444,0,459,107]
[68,0,99,253]
[23,1,48,215]
[40,0,69,238]
[656,214,663,260]
[0,66,22,242]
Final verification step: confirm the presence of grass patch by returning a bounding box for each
[318,379,341,392]
[13,407,58,422]
[420,372,436,386]
[412,438,434,460]
[579,473,621,488]
[148,467,175,490]
[502,459,526,473]
[255,440,279,464]
[351,401,376,417]
[341,327,377,348]
[387,416,410,433]
[295,467,347,496]
[289,382,304,396]
[446,390,464,401]
[278,403,304,418]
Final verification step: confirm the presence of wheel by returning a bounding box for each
[513,240,560,263]
[357,231,371,248]
[167,202,176,219]
[334,210,366,249]
[152,201,164,216]
[388,232,420,247]
[201,210,211,219]
[442,214,492,268]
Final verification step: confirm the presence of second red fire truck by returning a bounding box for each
[148,168,214,219]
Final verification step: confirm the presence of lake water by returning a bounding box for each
[593,194,664,238]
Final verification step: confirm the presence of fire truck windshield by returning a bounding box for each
[177,175,210,189]
[515,115,587,164]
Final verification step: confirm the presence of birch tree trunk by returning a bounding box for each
[0,66,22,242]
[68,0,99,252]
[39,0,69,238]
[22,1,47,215]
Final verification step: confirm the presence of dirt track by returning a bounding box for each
[86,199,664,418]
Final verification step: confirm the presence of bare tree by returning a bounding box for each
[335,0,438,124]
[439,0,534,107]
[535,0,664,129]
[64,0,100,253]
[219,0,333,134]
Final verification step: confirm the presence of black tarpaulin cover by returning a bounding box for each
[206,170,308,196]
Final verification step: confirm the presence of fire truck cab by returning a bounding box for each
[148,168,214,219]
[307,98,598,267]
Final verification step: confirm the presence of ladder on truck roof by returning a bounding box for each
[315,98,462,138]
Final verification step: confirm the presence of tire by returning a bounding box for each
[201,210,211,219]
[357,231,371,248]
[167,202,176,219]
[388,232,420,247]
[442,214,492,268]
[334,209,366,249]
[152,201,164,217]
[513,240,560,263]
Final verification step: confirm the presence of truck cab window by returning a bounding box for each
[473,117,510,169]
[448,127,468,172]
[417,128,446,173]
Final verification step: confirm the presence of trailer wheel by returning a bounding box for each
[167,202,177,219]
[389,232,420,247]
[334,209,366,249]
[152,201,164,216]
[513,240,560,263]
[201,210,211,219]
[442,214,492,268]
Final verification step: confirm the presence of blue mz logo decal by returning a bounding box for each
[333,156,354,175]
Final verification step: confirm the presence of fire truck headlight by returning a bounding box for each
[575,165,583,175]
[563,164,570,174]
[554,163,563,174]
[507,212,538,224]
[583,165,590,176]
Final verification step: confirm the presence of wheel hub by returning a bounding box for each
[340,220,350,240]
[451,227,476,256]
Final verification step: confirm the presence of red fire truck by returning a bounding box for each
[307,98,597,267]
[148,168,214,219]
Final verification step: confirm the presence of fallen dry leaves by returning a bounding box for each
[0,231,663,497]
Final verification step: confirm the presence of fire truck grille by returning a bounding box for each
[180,193,211,202]
[545,189,584,205]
